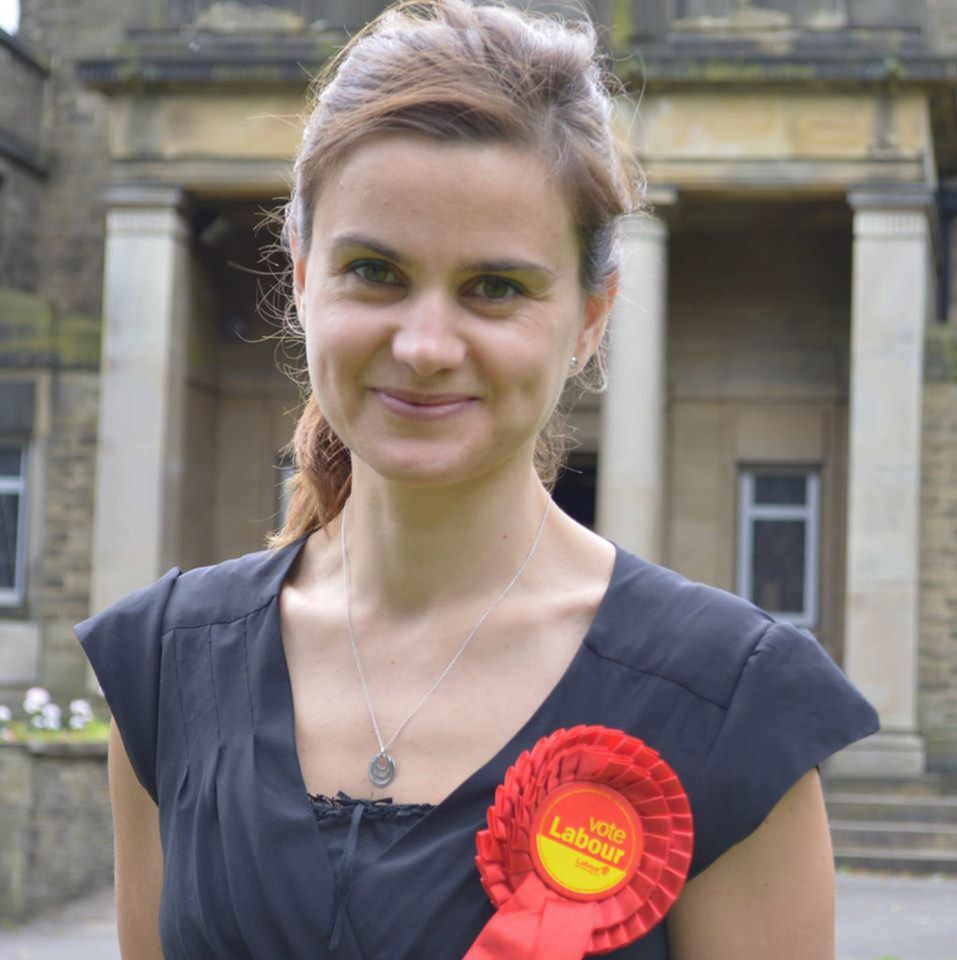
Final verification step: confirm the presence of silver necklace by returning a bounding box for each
[340,493,553,788]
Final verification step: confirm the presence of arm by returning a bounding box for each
[108,717,166,960]
[667,768,835,959]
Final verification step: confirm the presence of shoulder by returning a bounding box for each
[591,543,779,710]
[75,536,308,644]
[158,534,309,632]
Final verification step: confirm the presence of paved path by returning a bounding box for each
[0,869,955,958]
[0,884,119,960]
[835,869,957,960]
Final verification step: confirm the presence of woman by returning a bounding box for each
[76,2,879,958]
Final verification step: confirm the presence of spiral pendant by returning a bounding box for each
[369,752,396,787]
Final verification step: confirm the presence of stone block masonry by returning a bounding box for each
[920,324,957,771]
[0,742,113,925]
[17,0,133,319]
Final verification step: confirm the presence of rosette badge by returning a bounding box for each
[466,726,693,959]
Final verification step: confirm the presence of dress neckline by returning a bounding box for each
[267,528,627,885]
[308,790,435,821]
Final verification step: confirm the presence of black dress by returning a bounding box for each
[74,531,880,959]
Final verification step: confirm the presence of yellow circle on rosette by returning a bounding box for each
[529,781,644,901]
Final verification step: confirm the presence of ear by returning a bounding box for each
[578,268,619,361]
[290,227,307,307]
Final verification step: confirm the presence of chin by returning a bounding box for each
[351,439,515,488]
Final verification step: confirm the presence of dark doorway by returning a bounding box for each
[553,451,598,531]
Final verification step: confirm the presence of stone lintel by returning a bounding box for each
[646,158,927,192]
[107,158,290,197]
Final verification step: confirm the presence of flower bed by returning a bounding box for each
[0,686,107,744]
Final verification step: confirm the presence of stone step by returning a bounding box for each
[822,775,957,873]
[826,793,957,825]
[830,820,957,852]
[823,774,957,797]
[833,847,957,875]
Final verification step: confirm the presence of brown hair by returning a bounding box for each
[264,0,646,550]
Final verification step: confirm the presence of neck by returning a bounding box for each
[323,462,556,624]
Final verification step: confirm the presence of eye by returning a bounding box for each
[347,259,401,287]
[469,275,525,303]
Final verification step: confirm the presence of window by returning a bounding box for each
[0,443,27,607]
[736,467,820,627]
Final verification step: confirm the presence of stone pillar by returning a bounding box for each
[88,185,190,615]
[596,199,672,562]
[830,186,934,777]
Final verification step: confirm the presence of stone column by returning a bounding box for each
[596,198,672,562]
[830,186,934,777]
[89,185,191,613]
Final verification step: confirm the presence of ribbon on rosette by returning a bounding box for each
[465,725,693,959]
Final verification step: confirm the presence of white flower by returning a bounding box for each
[69,715,88,730]
[24,687,51,714]
[40,703,61,730]
[69,699,93,718]
[0,705,11,724]
[30,715,44,728]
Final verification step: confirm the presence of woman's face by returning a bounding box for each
[292,133,614,489]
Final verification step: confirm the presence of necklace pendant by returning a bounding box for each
[368,752,396,787]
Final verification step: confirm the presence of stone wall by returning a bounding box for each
[0,164,44,291]
[928,0,957,45]
[0,32,47,292]
[0,741,112,924]
[0,283,101,710]
[921,324,957,771]
[41,372,101,694]
[1,0,124,706]
[17,0,129,318]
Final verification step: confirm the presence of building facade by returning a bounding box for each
[1,0,956,774]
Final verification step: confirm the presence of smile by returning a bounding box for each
[373,389,476,420]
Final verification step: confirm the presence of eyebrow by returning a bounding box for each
[330,232,558,281]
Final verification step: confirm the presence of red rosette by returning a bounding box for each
[465,725,693,959]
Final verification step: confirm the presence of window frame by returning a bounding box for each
[735,465,820,628]
[0,441,28,608]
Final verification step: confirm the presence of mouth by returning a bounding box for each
[374,388,476,406]
[372,389,477,418]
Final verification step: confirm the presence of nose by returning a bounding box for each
[390,289,468,377]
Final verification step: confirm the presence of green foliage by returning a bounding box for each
[1,717,110,743]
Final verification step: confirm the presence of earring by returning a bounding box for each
[570,355,579,370]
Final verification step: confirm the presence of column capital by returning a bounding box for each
[848,185,937,250]
[102,184,191,242]
[847,183,935,213]
[644,185,679,209]
[101,183,190,215]
[621,211,669,243]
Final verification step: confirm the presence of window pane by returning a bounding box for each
[754,474,806,506]
[751,518,805,612]
[0,491,19,589]
[0,447,22,478]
